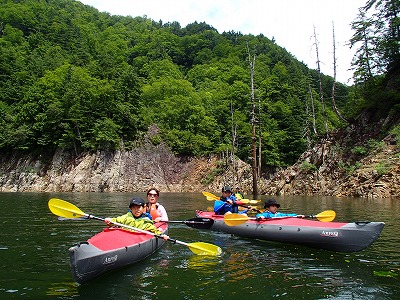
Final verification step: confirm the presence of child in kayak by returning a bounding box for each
[214,185,251,215]
[256,199,305,220]
[105,197,169,239]
[234,186,244,200]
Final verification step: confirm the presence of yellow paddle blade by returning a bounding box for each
[48,198,86,219]
[187,242,222,256]
[202,191,216,197]
[223,213,250,226]
[203,192,260,204]
[240,199,260,204]
[49,198,222,256]
[315,210,336,222]
[202,191,219,200]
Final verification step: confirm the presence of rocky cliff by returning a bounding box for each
[0,142,203,193]
[258,111,400,198]
[0,137,251,194]
[0,112,399,198]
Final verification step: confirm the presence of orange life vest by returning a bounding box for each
[149,204,161,220]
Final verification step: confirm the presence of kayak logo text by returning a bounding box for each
[103,255,118,264]
[320,231,339,237]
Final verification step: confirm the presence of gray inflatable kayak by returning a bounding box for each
[196,210,384,252]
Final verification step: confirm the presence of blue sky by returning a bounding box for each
[78,0,368,84]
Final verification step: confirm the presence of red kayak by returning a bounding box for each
[196,210,384,252]
[69,223,168,284]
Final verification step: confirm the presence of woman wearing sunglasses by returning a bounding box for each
[146,187,169,222]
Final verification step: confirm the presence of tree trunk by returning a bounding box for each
[304,87,311,149]
[231,100,236,182]
[314,26,329,137]
[258,90,262,178]
[247,43,258,197]
[331,22,347,123]
[309,84,318,136]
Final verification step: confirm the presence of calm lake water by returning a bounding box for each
[0,192,399,299]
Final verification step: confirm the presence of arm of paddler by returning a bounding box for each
[255,211,273,220]
[275,212,304,218]
[104,215,125,226]
[235,200,252,210]
[140,219,169,240]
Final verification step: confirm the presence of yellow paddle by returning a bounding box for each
[202,191,260,204]
[202,191,220,200]
[48,198,222,256]
[224,210,337,226]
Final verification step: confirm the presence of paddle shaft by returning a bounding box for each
[81,213,171,240]
[81,215,188,245]
[215,198,252,209]
[58,216,88,221]
[203,191,259,204]
[250,214,329,221]
[48,198,222,256]
[110,222,217,254]
[57,215,214,230]
[58,216,213,225]
[161,218,214,229]
[255,211,335,221]
[98,219,217,254]
[224,210,336,226]
[161,218,212,225]
[221,200,261,213]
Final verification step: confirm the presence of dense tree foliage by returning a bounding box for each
[349,0,400,117]
[350,0,399,80]
[0,0,353,172]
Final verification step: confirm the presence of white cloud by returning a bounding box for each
[79,0,367,84]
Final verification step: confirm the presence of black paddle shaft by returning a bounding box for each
[163,217,214,229]
[57,215,214,229]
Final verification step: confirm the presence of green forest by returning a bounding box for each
[0,0,399,174]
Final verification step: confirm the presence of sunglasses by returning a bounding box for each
[147,193,158,196]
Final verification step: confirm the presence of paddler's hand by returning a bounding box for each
[104,218,112,225]
[161,234,169,240]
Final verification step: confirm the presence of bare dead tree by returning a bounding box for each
[313,26,329,137]
[257,94,262,178]
[309,84,318,136]
[230,100,235,172]
[231,99,240,184]
[304,90,311,149]
[246,42,258,198]
[331,22,347,123]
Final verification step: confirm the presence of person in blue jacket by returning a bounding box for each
[214,185,250,215]
[256,199,305,220]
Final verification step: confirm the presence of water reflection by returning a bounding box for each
[0,192,399,299]
[47,282,79,297]
[185,254,220,273]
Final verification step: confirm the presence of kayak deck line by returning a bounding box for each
[87,227,160,251]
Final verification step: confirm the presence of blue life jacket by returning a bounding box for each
[214,197,240,215]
